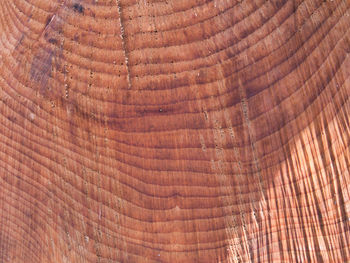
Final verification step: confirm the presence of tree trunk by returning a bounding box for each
[0,0,349,262]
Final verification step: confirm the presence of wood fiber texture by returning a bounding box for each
[0,0,350,262]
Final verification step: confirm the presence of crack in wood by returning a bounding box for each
[116,0,132,89]
[37,0,66,42]
[238,78,267,206]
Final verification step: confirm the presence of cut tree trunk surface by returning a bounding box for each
[0,0,349,262]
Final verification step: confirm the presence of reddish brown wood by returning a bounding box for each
[0,0,350,262]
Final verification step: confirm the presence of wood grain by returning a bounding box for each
[0,0,349,262]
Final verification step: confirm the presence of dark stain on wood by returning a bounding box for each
[73,3,84,14]
[48,38,58,44]
[30,43,63,99]
[30,48,54,96]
